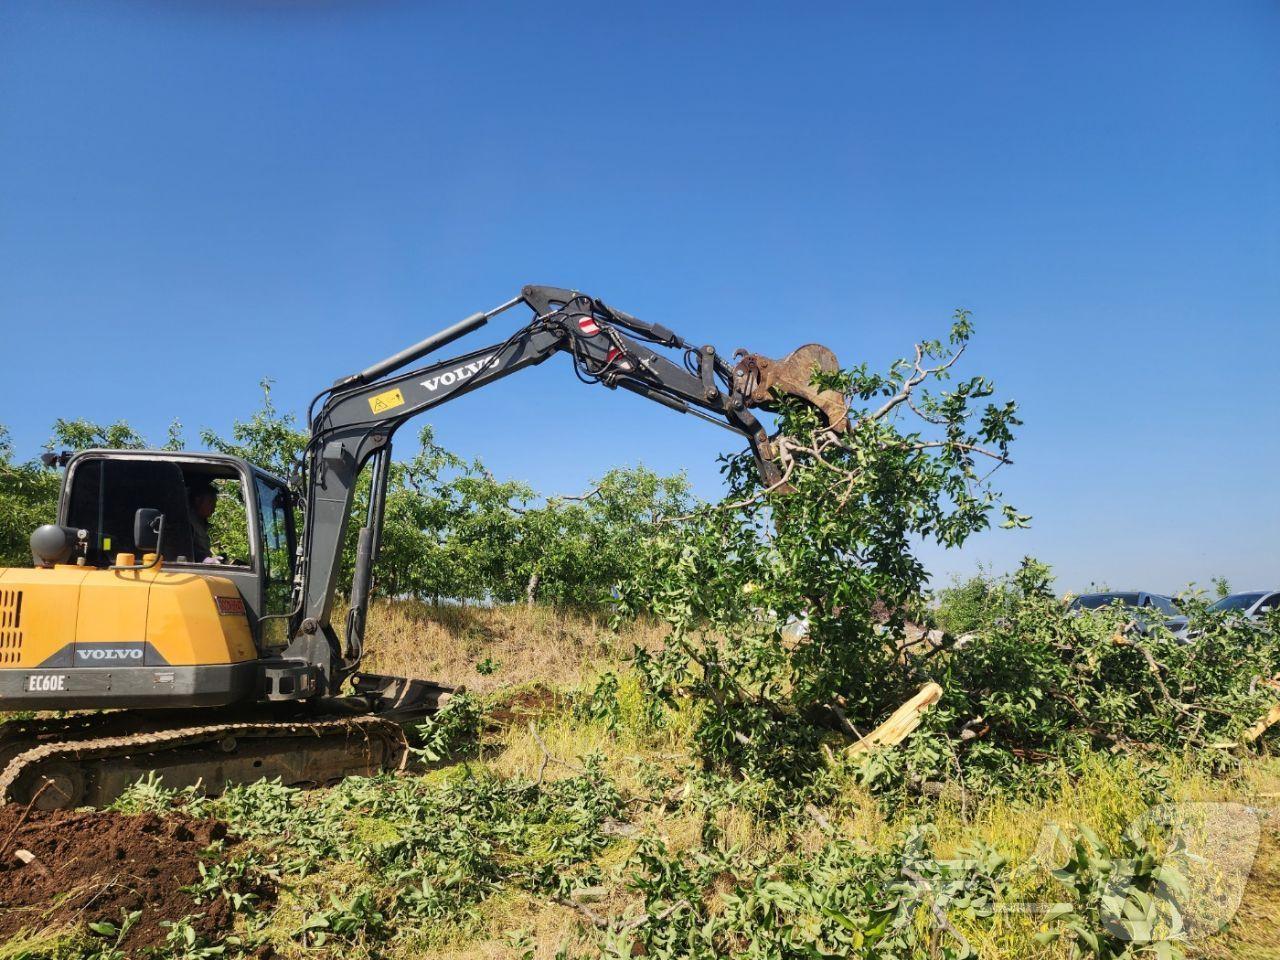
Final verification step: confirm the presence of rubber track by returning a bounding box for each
[0,711,174,751]
[0,714,406,802]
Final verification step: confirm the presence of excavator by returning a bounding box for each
[0,284,846,809]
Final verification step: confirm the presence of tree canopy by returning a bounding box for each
[0,385,688,610]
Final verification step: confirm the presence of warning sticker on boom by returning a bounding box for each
[368,388,406,414]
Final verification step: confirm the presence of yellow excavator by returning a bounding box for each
[0,284,846,809]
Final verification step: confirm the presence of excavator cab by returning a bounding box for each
[0,450,296,710]
[59,450,298,643]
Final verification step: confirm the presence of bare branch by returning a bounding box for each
[528,721,586,785]
[549,483,604,504]
[865,341,966,422]
[805,802,833,832]
[907,395,949,425]
[552,895,610,929]
[911,440,1011,463]
[901,866,973,952]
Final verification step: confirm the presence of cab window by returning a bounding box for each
[199,476,251,566]
[64,458,251,568]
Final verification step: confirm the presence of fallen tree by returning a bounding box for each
[930,563,1280,782]
[621,313,1280,794]
[621,311,1027,783]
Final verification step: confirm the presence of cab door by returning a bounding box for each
[251,472,296,651]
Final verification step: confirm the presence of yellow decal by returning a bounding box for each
[368,388,406,414]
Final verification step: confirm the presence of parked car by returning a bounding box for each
[1065,591,1178,636]
[1067,592,1178,615]
[1166,590,1280,641]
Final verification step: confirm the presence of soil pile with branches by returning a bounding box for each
[0,806,269,950]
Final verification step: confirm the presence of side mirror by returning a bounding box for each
[133,508,164,552]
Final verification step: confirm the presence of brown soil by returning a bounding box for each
[0,805,272,950]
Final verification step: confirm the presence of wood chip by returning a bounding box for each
[1244,701,1280,744]
[13,848,51,877]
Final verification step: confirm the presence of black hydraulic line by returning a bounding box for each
[614,379,690,414]
[309,295,524,425]
[365,443,391,568]
[599,301,683,348]
[344,445,390,672]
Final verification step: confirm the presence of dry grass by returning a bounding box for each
[303,603,1280,958]
[361,599,669,694]
[1186,761,1280,959]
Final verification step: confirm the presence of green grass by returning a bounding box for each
[6,603,1280,959]
[144,680,1278,959]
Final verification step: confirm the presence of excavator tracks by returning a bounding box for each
[0,678,454,810]
[0,713,415,810]
[0,711,188,764]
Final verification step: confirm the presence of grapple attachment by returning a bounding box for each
[732,343,849,433]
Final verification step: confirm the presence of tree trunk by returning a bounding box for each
[525,571,540,607]
[846,682,943,755]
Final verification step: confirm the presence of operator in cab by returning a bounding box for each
[187,480,218,562]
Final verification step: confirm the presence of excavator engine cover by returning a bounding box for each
[0,563,259,710]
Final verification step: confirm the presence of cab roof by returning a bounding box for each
[64,448,289,488]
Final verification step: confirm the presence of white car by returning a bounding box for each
[1166,590,1280,641]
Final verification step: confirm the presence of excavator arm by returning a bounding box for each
[0,284,853,809]
[278,285,845,699]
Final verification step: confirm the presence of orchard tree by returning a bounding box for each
[200,379,308,479]
[46,417,151,452]
[622,311,1025,779]
[0,428,61,566]
[377,427,502,603]
[500,466,692,608]
[0,418,178,567]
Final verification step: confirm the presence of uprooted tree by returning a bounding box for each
[621,310,1023,779]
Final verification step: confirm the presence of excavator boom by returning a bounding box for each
[0,283,847,808]
[281,284,848,699]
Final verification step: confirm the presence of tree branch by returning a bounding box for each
[866,342,966,423]
[528,721,586,785]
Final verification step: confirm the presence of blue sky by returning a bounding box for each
[1,1,1276,593]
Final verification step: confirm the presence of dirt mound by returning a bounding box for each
[488,682,563,727]
[0,805,271,950]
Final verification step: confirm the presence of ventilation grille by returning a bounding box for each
[0,589,23,665]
